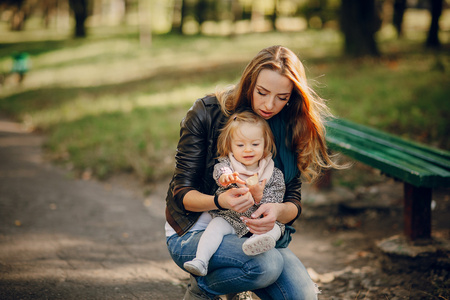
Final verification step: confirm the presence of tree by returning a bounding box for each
[270,0,278,30]
[138,0,151,46]
[426,0,443,48]
[195,0,209,27]
[393,0,407,37]
[171,0,187,34]
[4,0,36,31]
[68,0,88,37]
[42,0,57,28]
[230,0,242,21]
[229,0,242,36]
[340,0,382,57]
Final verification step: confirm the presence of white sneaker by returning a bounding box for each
[242,235,276,256]
[184,258,208,276]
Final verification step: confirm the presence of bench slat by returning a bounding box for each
[326,136,449,188]
[328,130,448,174]
[326,119,450,188]
[326,119,450,170]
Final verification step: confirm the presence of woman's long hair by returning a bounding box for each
[216,45,338,182]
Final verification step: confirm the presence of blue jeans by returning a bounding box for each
[167,230,318,300]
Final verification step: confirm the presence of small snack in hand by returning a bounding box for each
[246,174,259,186]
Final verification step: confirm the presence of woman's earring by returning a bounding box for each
[286,102,290,106]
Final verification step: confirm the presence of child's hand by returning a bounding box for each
[247,179,266,203]
[219,172,246,186]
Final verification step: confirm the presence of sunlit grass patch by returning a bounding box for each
[16,84,215,131]
[44,104,190,181]
[311,53,450,149]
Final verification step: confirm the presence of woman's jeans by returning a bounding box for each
[167,230,318,300]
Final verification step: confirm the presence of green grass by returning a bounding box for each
[313,52,450,149]
[45,105,189,180]
[0,24,449,183]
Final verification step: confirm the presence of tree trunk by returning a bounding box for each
[171,0,186,34]
[138,0,151,47]
[68,0,88,38]
[231,0,242,22]
[41,0,54,29]
[340,0,381,57]
[426,0,443,48]
[122,0,133,24]
[393,0,406,38]
[251,1,264,31]
[195,0,209,28]
[9,0,27,31]
[229,0,242,36]
[270,0,278,31]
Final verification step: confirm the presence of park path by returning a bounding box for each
[0,117,188,299]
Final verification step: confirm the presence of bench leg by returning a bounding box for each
[403,183,432,241]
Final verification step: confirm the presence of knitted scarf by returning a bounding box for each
[268,111,298,183]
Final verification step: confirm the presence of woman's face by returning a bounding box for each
[251,69,293,120]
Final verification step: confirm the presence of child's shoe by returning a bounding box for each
[183,258,208,276]
[242,235,276,256]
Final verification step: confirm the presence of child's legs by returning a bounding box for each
[196,217,235,263]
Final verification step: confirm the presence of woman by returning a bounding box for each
[165,45,335,299]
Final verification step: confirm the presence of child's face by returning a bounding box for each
[231,123,265,170]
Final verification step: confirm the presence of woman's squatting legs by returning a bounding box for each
[254,248,319,300]
[167,231,283,297]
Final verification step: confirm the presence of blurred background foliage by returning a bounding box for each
[0,0,449,184]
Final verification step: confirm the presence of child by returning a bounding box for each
[183,110,285,277]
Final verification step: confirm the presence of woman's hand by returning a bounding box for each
[219,172,246,186]
[219,187,254,213]
[241,203,282,235]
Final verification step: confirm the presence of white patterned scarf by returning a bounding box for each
[228,153,274,186]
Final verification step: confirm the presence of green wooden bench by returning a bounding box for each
[325,118,450,241]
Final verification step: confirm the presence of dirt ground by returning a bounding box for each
[0,116,449,300]
[294,182,450,300]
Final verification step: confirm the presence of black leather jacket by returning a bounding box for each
[165,95,302,236]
